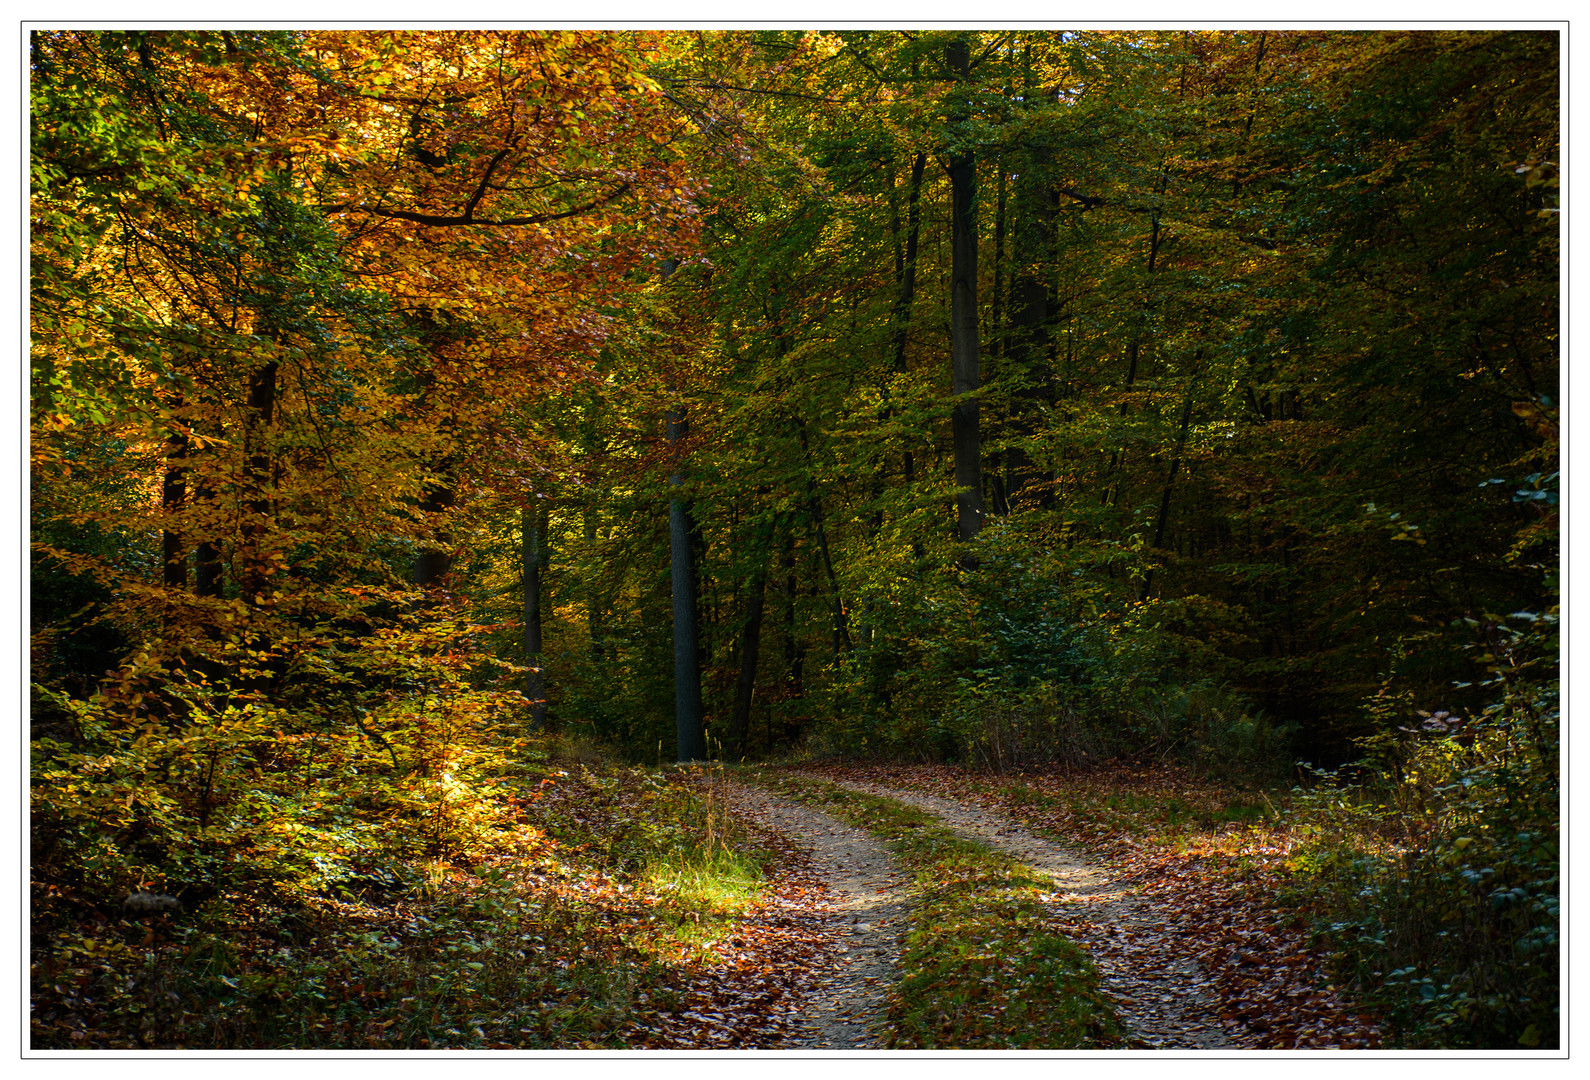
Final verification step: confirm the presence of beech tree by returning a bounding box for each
[32,29,1556,961]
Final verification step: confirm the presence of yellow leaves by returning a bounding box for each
[36,411,76,434]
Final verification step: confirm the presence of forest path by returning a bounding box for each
[816,776,1237,1050]
[720,780,911,1048]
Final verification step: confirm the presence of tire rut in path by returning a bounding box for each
[819,777,1235,1050]
[722,781,910,1049]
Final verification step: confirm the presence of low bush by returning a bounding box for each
[1280,610,1559,1048]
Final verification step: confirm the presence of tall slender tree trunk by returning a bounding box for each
[1142,368,1201,601]
[1006,129,1060,510]
[522,502,547,729]
[809,495,851,664]
[795,422,852,663]
[947,37,985,551]
[728,517,775,759]
[583,501,605,660]
[668,406,707,762]
[872,151,928,544]
[781,528,804,700]
[195,483,223,600]
[161,421,188,591]
[988,155,1012,517]
[1102,194,1166,508]
[240,360,278,608]
[990,156,1009,362]
[890,152,928,384]
[894,151,930,561]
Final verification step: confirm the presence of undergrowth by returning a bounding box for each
[756,771,1124,1049]
[1274,606,1560,1049]
[31,740,768,1049]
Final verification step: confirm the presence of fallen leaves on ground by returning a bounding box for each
[616,818,844,1048]
[795,760,1384,1049]
[31,763,845,1050]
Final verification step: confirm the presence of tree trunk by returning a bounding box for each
[1102,198,1165,507]
[523,502,547,729]
[794,422,852,663]
[161,423,188,591]
[195,497,223,600]
[946,37,984,551]
[989,154,1011,517]
[584,501,605,660]
[728,519,775,759]
[890,152,928,384]
[668,407,707,762]
[1142,372,1199,601]
[809,495,851,664]
[1005,130,1060,510]
[413,468,456,590]
[241,360,278,608]
[781,528,804,700]
[872,151,928,544]
[895,152,929,561]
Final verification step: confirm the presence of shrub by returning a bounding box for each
[1289,610,1558,1048]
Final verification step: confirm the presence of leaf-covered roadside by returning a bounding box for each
[30,751,827,1049]
[755,769,1126,1049]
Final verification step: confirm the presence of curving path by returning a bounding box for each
[819,777,1235,1050]
[721,781,911,1049]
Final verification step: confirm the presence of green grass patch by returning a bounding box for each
[1002,775,1271,842]
[637,844,764,954]
[757,772,1124,1049]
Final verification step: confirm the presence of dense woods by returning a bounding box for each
[31,29,1557,1050]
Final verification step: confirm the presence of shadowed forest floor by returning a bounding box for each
[32,754,1385,1050]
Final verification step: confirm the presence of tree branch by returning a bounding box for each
[460,142,515,221]
[360,182,633,229]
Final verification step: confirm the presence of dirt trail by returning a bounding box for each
[823,777,1235,1050]
[721,781,911,1049]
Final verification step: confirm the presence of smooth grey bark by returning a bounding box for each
[656,255,706,760]
[989,154,1011,518]
[809,496,852,664]
[195,508,223,599]
[1004,123,1061,511]
[946,37,984,550]
[794,423,852,663]
[889,151,928,386]
[1101,179,1167,509]
[668,407,707,762]
[522,502,547,729]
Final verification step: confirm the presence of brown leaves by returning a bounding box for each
[799,759,1385,1049]
[618,826,837,1048]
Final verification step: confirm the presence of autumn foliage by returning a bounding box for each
[31,29,1556,1050]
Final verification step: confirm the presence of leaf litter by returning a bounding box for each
[788,761,1383,1050]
